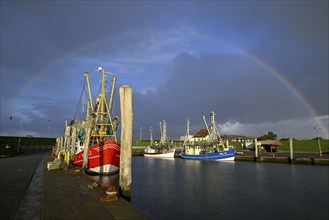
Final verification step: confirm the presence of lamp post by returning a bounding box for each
[9,116,13,136]
[18,124,24,152]
[313,127,322,158]
[48,120,51,136]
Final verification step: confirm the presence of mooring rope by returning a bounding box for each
[73,82,86,121]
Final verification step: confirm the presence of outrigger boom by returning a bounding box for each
[84,67,118,142]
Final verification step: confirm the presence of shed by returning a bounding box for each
[259,140,282,152]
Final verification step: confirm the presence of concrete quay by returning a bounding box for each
[0,151,150,220]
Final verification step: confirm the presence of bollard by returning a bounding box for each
[119,85,133,201]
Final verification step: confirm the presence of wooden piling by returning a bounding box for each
[119,85,133,201]
[71,126,77,158]
[289,137,294,162]
[254,138,259,160]
[82,116,95,170]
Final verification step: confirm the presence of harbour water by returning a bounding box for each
[131,157,328,220]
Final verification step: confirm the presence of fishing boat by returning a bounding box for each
[144,121,175,158]
[180,112,236,161]
[73,67,120,174]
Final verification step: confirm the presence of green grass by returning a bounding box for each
[0,136,56,147]
[279,139,329,153]
[229,139,329,153]
[0,147,21,157]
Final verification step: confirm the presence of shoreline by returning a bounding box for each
[131,148,329,165]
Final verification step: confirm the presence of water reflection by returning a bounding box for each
[132,157,329,220]
[87,173,119,189]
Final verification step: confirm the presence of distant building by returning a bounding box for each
[191,129,210,143]
[259,140,282,152]
[179,135,193,142]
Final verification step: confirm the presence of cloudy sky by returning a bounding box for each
[1,1,328,140]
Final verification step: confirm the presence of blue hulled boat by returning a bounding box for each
[180,111,236,161]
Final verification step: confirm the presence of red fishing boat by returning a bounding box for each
[74,140,120,174]
[73,67,120,174]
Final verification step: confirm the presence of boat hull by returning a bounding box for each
[74,140,120,174]
[180,149,236,161]
[144,149,176,158]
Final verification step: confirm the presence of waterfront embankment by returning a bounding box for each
[131,147,329,165]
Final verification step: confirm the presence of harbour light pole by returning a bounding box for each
[9,116,13,136]
[313,127,322,158]
[18,124,24,152]
[48,119,51,136]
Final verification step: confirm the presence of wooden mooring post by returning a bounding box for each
[70,125,77,159]
[119,85,133,201]
[82,116,95,170]
[254,138,259,161]
[289,137,294,163]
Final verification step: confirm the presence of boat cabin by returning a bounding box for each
[184,146,202,155]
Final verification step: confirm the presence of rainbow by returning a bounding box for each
[5,31,328,138]
[246,54,328,138]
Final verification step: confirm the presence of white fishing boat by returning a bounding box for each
[144,121,176,158]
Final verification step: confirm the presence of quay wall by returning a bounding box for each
[132,148,329,165]
[234,155,329,165]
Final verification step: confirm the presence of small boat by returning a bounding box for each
[144,147,176,158]
[144,121,176,158]
[180,111,236,161]
[73,67,120,174]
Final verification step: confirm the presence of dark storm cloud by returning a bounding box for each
[134,52,310,139]
[1,1,328,139]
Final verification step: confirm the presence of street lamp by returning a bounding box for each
[48,120,51,136]
[9,116,13,136]
[18,124,24,152]
[313,127,322,158]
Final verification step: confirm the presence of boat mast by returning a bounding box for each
[160,120,167,145]
[84,67,118,142]
[210,111,223,146]
[108,75,117,113]
[84,72,94,112]
[184,117,190,144]
[203,115,212,142]
[210,111,217,142]
[149,126,153,145]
